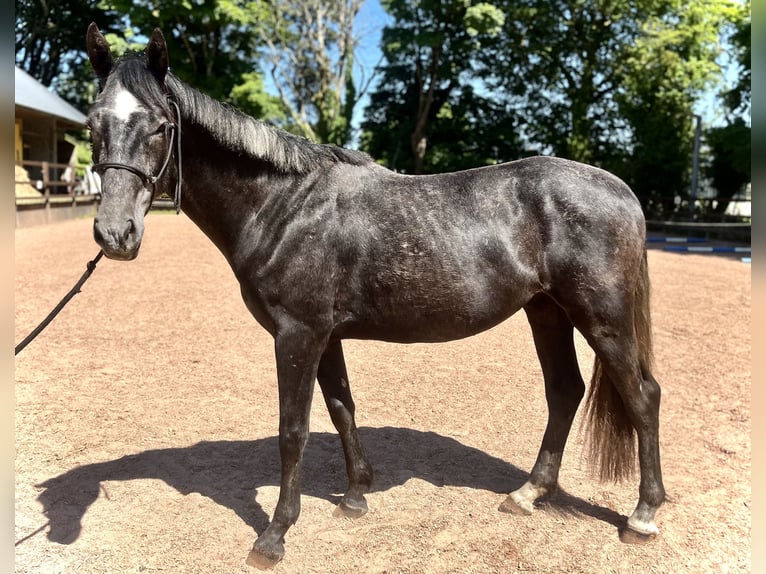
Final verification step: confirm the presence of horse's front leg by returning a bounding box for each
[247,321,326,569]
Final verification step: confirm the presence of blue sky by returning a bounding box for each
[347,0,392,143]
[355,0,393,73]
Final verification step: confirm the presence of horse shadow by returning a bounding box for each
[34,427,626,545]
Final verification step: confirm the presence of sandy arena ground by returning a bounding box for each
[15,215,750,573]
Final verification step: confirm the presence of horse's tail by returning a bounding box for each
[584,248,653,482]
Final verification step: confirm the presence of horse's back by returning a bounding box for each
[350,155,642,225]
[346,155,646,274]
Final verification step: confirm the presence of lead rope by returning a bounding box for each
[15,250,105,356]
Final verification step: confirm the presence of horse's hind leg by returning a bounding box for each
[317,339,374,518]
[500,294,585,514]
[583,328,664,542]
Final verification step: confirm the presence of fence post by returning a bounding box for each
[68,167,76,218]
[689,114,702,221]
[42,161,51,224]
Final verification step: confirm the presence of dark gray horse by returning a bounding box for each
[85,24,664,569]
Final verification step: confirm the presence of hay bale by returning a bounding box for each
[15,165,42,198]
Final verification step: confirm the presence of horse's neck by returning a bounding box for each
[176,120,285,261]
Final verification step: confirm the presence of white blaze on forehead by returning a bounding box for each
[111,89,143,121]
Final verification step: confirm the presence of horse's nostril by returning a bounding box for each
[93,218,136,248]
[93,219,104,244]
[123,219,135,241]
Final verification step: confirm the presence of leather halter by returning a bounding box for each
[92,99,183,213]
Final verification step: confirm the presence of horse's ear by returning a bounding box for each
[146,28,169,84]
[86,22,113,81]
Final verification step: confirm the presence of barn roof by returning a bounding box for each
[15,66,87,127]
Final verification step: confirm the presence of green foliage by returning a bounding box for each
[15,0,120,111]
[64,133,93,177]
[15,0,750,216]
[464,3,505,38]
[613,0,741,215]
[15,0,265,112]
[15,0,118,86]
[426,86,522,172]
[254,0,364,145]
[522,0,746,217]
[363,0,512,173]
[15,0,366,146]
[483,0,649,163]
[721,3,750,118]
[105,0,261,102]
[700,3,750,215]
[705,118,750,213]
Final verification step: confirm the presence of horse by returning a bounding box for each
[85,23,664,569]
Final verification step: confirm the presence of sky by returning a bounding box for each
[343,0,392,144]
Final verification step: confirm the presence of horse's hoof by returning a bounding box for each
[498,495,533,515]
[246,542,285,570]
[619,526,658,544]
[333,496,368,519]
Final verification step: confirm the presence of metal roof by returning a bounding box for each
[15,66,87,127]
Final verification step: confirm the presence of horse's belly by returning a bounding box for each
[334,277,533,343]
[338,313,513,343]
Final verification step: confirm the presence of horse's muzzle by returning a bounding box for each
[93,217,143,260]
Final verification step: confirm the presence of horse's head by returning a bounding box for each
[86,23,179,260]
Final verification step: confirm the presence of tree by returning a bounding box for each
[15,0,120,98]
[705,118,750,214]
[105,0,264,103]
[485,0,648,165]
[722,7,750,118]
[703,4,750,216]
[616,0,746,217]
[424,85,523,172]
[362,0,506,173]
[229,72,291,129]
[252,0,365,145]
[15,0,267,113]
[482,0,744,217]
[15,0,374,146]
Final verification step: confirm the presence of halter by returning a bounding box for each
[92,99,183,213]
